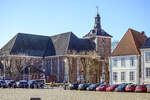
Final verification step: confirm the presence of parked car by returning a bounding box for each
[35,79,45,88]
[18,80,28,88]
[0,80,7,88]
[96,84,109,91]
[69,83,79,90]
[146,84,150,93]
[106,84,119,92]
[78,83,90,90]
[28,80,37,88]
[125,84,136,92]
[135,85,147,92]
[86,83,99,91]
[115,83,128,92]
[7,80,17,88]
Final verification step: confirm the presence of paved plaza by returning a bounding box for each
[0,88,150,100]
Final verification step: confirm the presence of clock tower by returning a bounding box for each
[83,10,112,57]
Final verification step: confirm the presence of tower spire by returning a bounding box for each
[96,6,99,15]
[94,6,101,34]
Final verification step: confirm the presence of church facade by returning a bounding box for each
[0,12,112,83]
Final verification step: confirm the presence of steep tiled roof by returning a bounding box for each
[0,32,95,57]
[141,38,150,49]
[111,28,147,56]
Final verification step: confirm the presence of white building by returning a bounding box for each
[109,28,147,84]
[141,38,150,84]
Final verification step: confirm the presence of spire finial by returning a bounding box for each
[96,6,99,14]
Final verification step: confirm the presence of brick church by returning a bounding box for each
[0,12,112,83]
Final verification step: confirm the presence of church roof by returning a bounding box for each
[141,37,150,49]
[84,29,112,38]
[0,32,95,57]
[111,28,147,56]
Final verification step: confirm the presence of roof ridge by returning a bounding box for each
[17,32,49,37]
[128,29,140,54]
[50,31,72,37]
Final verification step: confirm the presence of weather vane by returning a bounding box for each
[96,6,99,14]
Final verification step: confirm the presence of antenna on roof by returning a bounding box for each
[96,6,99,14]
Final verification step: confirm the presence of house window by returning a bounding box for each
[146,68,150,78]
[121,72,126,81]
[129,71,135,81]
[121,57,126,67]
[113,58,118,67]
[145,52,150,62]
[113,72,118,82]
[130,57,135,66]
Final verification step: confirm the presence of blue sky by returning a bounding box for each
[0,0,150,48]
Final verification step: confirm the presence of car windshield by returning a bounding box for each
[110,85,116,87]
[20,82,27,84]
[136,85,142,88]
[147,85,150,88]
[90,84,96,87]
[10,81,15,83]
[1,81,5,83]
[100,84,106,87]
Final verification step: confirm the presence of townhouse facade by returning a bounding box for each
[141,38,150,84]
[109,29,147,84]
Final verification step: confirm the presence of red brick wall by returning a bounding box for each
[97,37,111,57]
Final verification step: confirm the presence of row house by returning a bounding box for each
[141,38,150,84]
[109,28,147,84]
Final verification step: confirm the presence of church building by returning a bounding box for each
[0,11,112,83]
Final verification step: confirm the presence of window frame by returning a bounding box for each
[113,58,118,67]
[145,52,150,62]
[121,72,126,82]
[129,71,135,81]
[146,68,150,78]
[113,72,118,82]
[121,57,126,67]
[130,57,135,67]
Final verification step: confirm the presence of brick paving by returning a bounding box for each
[0,88,150,100]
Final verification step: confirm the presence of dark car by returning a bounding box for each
[35,79,45,88]
[78,83,90,90]
[0,80,7,88]
[115,83,128,92]
[135,85,147,92]
[8,80,17,88]
[69,83,79,90]
[125,84,136,92]
[28,80,37,88]
[146,84,150,93]
[19,80,28,88]
[106,84,119,92]
[86,83,99,91]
